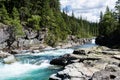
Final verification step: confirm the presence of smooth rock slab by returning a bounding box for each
[113,55,120,60]
[92,65,120,80]
[50,63,99,80]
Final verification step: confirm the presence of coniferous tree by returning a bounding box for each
[0,5,10,24]
[11,7,24,37]
[99,7,117,36]
[115,0,120,23]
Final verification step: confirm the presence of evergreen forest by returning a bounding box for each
[0,0,98,46]
[96,0,120,48]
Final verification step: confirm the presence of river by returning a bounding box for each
[0,39,96,80]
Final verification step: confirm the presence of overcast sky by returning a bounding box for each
[60,0,117,22]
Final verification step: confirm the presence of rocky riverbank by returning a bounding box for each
[0,23,92,51]
[49,46,120,80]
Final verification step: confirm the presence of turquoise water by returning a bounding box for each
[0,39,96,80]
[0,49,73,80]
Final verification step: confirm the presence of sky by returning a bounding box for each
[60,0,117,22]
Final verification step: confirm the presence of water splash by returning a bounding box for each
[31,48,74,56]
[91,38,95,44]
[0,61,50,80]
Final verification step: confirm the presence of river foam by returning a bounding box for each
[31,48,74,56]
[0,60,51,80]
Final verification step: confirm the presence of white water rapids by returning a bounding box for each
[0,38,96,80]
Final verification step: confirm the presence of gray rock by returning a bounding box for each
[73,48,90,55]
[50,54,77,66]
[49,74,61,80]
[0,27,9,44]
[113,55,120,60]
[0,51,11,58]
[0,42,7,49]
[25,30,37,39]
[11,50,21,54]
[102,51,120,55]
[18,38,40,48]
[91,65,120,80]
[3,55,16,64]
[11,41,18,48]
[50,63,97,80]
[32,50,40,53]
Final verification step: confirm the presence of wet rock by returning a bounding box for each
[3,55,16,64]
[49,74,61,80]
[73,48,91,55]
[32,50,40,53]
[50,57,68,66]
[50,54,77,66]
[11,50,21,54]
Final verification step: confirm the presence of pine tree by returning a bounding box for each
[115,0,120,23]
[11,7,24,37]
[0,5,10,24]
[28,15,41,30]
[99,7,117,36]
[12,7,19,20]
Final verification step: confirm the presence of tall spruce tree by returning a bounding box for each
[0,5,10,24]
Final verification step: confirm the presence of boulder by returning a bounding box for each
[32,50,40,53]
[0,51,11,58]
[3,55,16,64]
[50,57,68,66]
[39,44,46,49]
[50,54,77,66]
[73,48,90,55]
[25,30,37,39]
[11,50,21,54]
